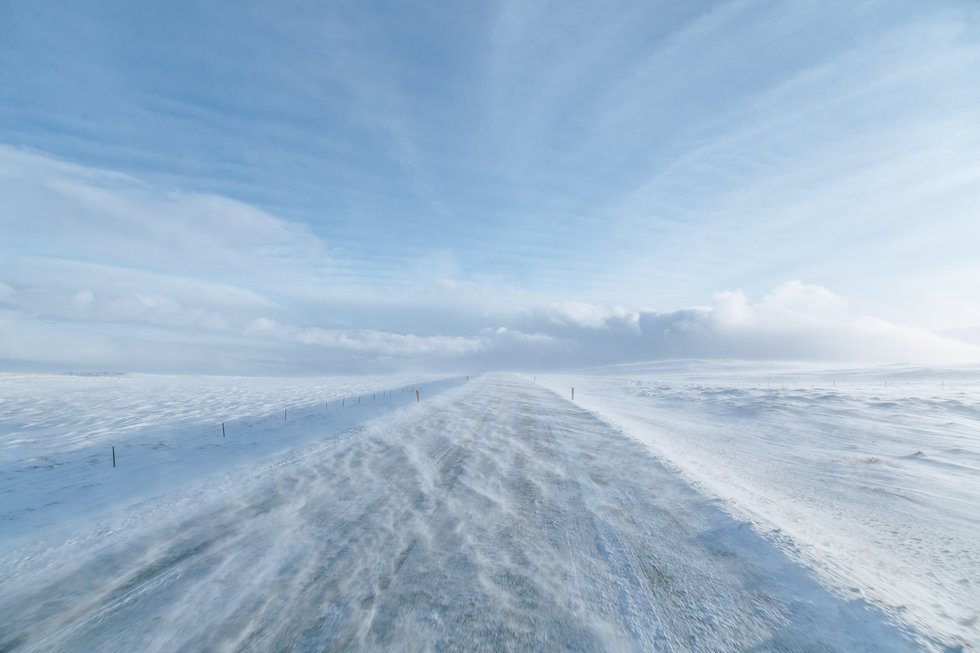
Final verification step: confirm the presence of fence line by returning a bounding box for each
[91,375,472,469]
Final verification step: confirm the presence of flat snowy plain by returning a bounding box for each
[0,366,976,651]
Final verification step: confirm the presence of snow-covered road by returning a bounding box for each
[536,364,980,650]
[1,374,921,651]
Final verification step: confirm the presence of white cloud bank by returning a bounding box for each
[667,282,977,365]
[2,146,978,374]
[2,278,977,374]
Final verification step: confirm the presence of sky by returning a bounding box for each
[1,0,979,374]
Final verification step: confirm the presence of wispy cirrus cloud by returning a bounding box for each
[2,2,979,373]
[3,146,979,374]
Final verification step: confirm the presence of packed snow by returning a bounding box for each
[537,362,980,650]
[1,367,975,650]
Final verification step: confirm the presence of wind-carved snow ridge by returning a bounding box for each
[0,374,922,651]
[537,362,980,651]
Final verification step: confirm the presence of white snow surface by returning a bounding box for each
[0,369,960,650]
[0,372,454,538]
[537,362,980,651]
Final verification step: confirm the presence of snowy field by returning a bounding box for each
[538,362,980,651]
[0,372,458,539]
[0,368,974,650]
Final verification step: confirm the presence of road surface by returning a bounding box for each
[0,374,919,651]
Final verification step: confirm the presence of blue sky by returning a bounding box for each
[1,0,979,373]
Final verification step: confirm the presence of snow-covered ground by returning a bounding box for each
[0,372,460,540]
[0,373,922,651]
[537,362,980,651]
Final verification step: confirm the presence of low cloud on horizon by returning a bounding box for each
[1,146,977,376]
[3,278,979,375]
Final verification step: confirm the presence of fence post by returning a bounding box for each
[112,446,116,468]
[571,387,575,401]
[416,389,420,403]
[222,422,225,438]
